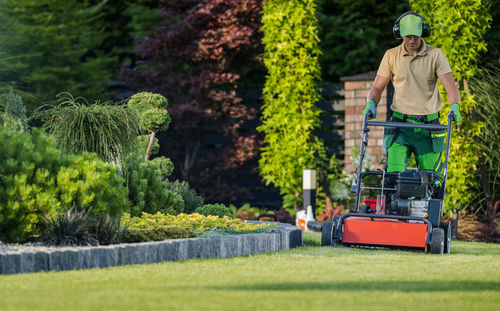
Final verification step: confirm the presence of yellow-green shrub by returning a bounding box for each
[0,127,129,243]
[120,212,274,242]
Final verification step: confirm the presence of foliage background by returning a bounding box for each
[0,0,116,109]
[118,0,265,205]
[317,0,410,83]
[0,0,498,217]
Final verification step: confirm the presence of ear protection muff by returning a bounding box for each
[393,11,431,39]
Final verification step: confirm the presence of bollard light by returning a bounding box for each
[302,168,316,219]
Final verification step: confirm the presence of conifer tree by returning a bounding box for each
[0,0,116,109]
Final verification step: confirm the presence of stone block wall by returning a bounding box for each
[342,72,389,174]
[0,222,302,275]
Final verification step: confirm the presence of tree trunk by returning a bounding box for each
[479,156,493,218]
[451,210,459,239]
[182,140,200,178]
[463,78,469,91]
[145,131,156,161]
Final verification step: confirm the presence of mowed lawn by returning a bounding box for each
[1,233,499,311]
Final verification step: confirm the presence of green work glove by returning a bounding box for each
[363,99,377,119]
[450,102,462,124]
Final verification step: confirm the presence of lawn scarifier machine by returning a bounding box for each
[321,111,456,254]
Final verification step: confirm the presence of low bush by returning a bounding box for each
[120,212,272,242]
[274,208,294,224]
[0,126,129,243]
[231,204,294,224]
[57,152,128,218]
[165,180,204,214]
[195,204,233,218]
[123,227,196,243]
[232,203,261,220]
[123,151,184,216]
[317,204,344,223]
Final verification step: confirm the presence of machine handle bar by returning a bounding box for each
[366,120,448,130]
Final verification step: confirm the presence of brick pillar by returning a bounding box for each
[342,72,387,174]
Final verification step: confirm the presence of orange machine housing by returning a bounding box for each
[341,216,428,249]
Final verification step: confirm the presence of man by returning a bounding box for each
[363,11,462,174]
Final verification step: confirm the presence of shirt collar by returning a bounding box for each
[401,39,427,56]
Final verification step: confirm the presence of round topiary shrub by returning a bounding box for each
[150,156,174,180]
[195,204,233,219]
[127,92,171,160]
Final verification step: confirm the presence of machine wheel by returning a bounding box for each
[321,221,334,246]
[440,222,451,254]
[430,228,445,254]
[331,216,341,247]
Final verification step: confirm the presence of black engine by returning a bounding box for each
[385,169,442,216]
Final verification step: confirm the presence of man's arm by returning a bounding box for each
[367,75,391,104]
[438,72,460,105]
[362,75,391,119]
[439,72,462,123]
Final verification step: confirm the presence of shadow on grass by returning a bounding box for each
[210,280,500,292]
[300,232,500,256]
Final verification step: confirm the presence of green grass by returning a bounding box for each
[1,232,500,311]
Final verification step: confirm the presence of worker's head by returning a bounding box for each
[393,12,430,39]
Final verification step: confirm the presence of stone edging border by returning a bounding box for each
[0,222,302,274]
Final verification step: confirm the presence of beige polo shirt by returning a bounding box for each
[377,41,452,115]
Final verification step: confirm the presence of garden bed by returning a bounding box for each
[0,222,302,274]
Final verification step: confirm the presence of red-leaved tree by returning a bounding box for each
[119,0,264,202]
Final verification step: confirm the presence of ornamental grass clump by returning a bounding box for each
[42,205,97,247]
[31,92,140,165]
[43,207,123,246]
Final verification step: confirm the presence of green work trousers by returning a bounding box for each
[384,118,445,173]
